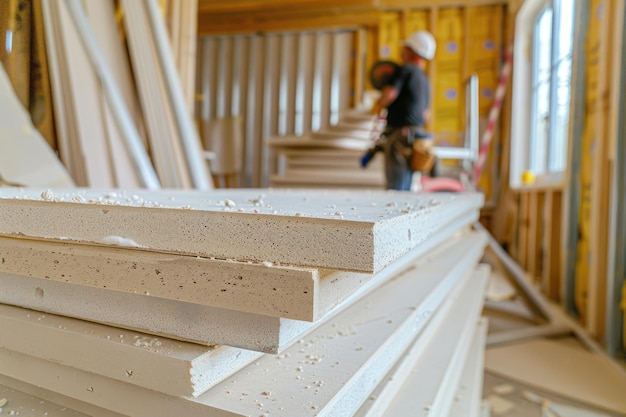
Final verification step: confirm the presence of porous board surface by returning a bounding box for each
[376,266,489,417]
[0,271,310,353]
[0,188,483,272]
[449,317,489,417]
[0,303,262,397]
[0,236,373,322]
[354,269,489,417]
[0,232,487,417]
[0,215,480,353]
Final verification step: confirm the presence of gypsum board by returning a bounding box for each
[0,232,486,417]
[0,187,483,273]
[0,225,483,355]
[0,234,377,322]
[354,266,490,417]
[0,303,261,398]
[448,317,489,417]
[0,380,95,417]
[384,265,489,417]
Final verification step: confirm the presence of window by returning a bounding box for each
[510,0,576,187]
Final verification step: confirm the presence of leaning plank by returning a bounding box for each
[0,188,483,273]
[0,228,484,353]
[0,232,487,417]
[0,54,74,188]
[120,0,192,188]
[355,266,489,417]
[0,303,261,398]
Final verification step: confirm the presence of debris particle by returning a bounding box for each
[0,398,6,407]
[40,190,55,201]
[492,383,515,395]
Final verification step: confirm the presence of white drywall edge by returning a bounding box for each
[0,303,261,398]
[0,188,483,272]
[0,380,91,417]
[449,317,489,417]
[0,232,486,417]
[0,224,481,354]
[0,235,373,322]
[377,266,489,416]
[355,266,489,417]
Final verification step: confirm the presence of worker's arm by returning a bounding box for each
[377,85,399,108]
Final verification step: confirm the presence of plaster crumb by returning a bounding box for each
[223,199,236,207]
[429,198,441,206]
[40,190,55,201]
[0,399,6,407]
[99,236,142,248]
[492,383,515,395]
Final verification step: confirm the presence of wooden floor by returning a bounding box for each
[481,248,626,417]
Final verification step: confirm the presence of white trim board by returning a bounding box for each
[0,235,374,322]
[0,188,483,272]
[0,230,485,354]
[0,55,74,188]
[355,266,490,417]
[0,303,261,398]
[0,232,486,417]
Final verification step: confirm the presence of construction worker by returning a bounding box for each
[375,31,436,190]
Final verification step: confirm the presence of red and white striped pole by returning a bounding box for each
[474,45,514,184]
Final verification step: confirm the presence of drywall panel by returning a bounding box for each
[0,232,486,417]
[0,272,309,353]
[355,315,488,417]
[0,236,370,322]
[361,266,489,417]
[0,188,483,272]
[449,317,489,417]
[0,229,485,353]
[0,204,478,322]
[0,304,261,398]
[0,381,90,417]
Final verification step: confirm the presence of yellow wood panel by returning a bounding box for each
[518,192,530,271]
[29,0,57,150]
[0,0,32,107]
[378,12,402,61]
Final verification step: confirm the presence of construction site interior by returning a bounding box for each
[0,0,625,416]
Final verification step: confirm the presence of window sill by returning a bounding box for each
[511,171,565,192]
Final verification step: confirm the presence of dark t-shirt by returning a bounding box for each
[385,64,430,128]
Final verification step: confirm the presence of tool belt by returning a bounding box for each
[388,126,436,173]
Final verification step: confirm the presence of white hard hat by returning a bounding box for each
[402,31,436,60]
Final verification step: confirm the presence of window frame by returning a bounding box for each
[510,0,575,189]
